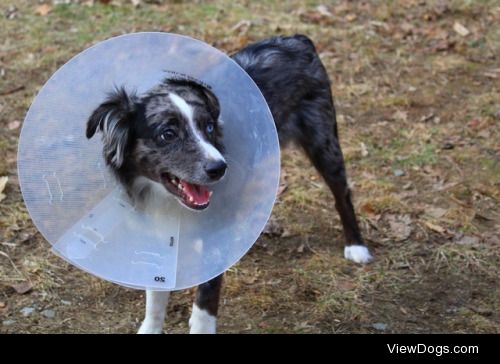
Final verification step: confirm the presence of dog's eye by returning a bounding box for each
[206,122,215,134]
[159,129,177,142]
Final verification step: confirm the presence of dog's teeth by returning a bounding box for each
[209,191,213,198]
[188,196,194,202]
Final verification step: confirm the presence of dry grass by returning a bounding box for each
[0,0,499,333]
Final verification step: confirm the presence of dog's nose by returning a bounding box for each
[205,160,227,180]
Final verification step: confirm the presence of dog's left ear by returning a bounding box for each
[200,86,220,121]
[86,87,138,168]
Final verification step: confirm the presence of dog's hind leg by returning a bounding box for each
[297,99,373,264]
[137,290,170,334]
[189,274,223,334]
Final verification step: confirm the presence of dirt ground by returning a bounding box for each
[0,0,498,334]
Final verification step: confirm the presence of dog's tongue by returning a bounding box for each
[181,180,210,205]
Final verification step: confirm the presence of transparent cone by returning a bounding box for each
[18,33,280,291]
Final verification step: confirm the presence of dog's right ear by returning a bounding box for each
[86,87,138,168]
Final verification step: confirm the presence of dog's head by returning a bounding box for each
[86,78,226,211]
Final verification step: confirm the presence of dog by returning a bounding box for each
[86,34,372,334]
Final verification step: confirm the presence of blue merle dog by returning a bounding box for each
[86,34,372,334]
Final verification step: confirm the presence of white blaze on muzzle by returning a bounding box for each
[168,92,225,163]
[17,33,280,291]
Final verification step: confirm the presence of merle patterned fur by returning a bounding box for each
[87,34,371,333]
[195,34,370,323]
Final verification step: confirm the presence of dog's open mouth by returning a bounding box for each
[161,173,212,210]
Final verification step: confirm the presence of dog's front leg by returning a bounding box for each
[138,290,170,334]
[189,274,223,334]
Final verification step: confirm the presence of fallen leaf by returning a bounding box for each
[231,20,252,34]
[456,235,479,245]
[360,202,377,215]
[468,305,492,317]
[393,169,405,177]
[35,4,52,16]
[337,279,356,292]
[0,176,7,191]
[468,118,481,128]
[20,307,35,317]
[400,22,414,35]
[0,176,8,202]
[370,20,390,32]
[426,207,447,219]
[423,12,436,21]
[262,217,284,237]
[6,5,18,19]
[345,14,357,22]
[401,189,418,198]
[441,142,454,150]
[431,38,456,52]
[11,281,33,295]
[420,112,435,122]
[483,72,498,79]
[258,321,269,329]
[453,22,470,37]
[295,321,313,329]
[434,1,449,15]
[18,232,34,244]
[41,309,56,318]
[277,183,288,197]
[281,229,294,238]
[316,5,332,17]
[242,276,257,285]
[477,129,490,139]
[7,120,20,130]
[361,171,377,180]
[473,210,495,221]
[360,142,369,157]
[424,221,446,234]
[402,182,413,190]
[372,322,388,331]
[299,9,335,26]
[483,233,500,246]
[392,110,408,122]
[387,214,412,241]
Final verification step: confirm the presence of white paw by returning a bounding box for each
[189,304,216,334]
[137,319,163,334]
[344,245,373,264]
